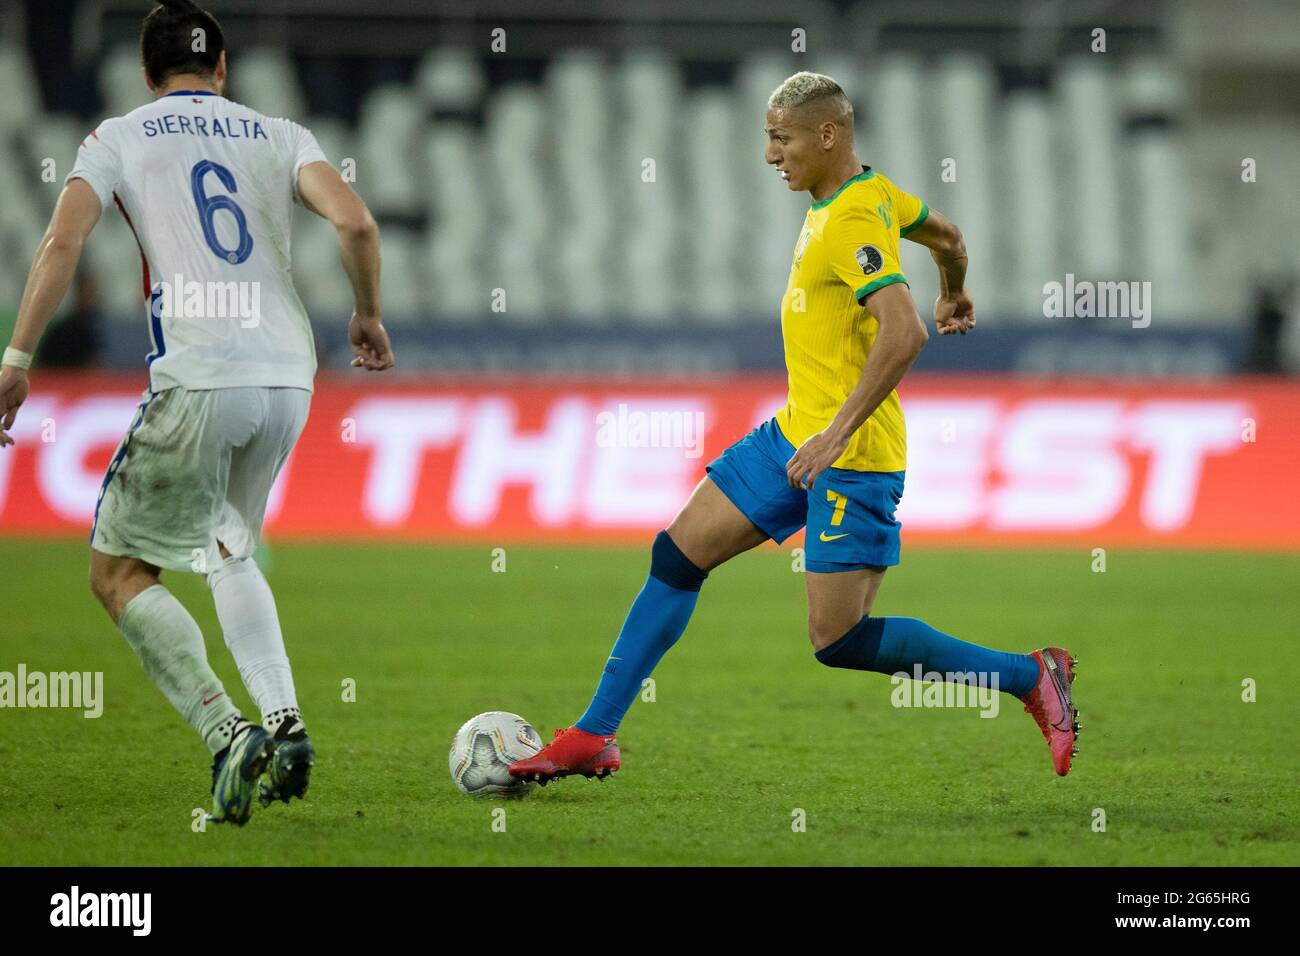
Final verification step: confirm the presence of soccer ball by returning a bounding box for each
[449,711,544,796]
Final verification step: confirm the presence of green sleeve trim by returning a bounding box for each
[855,273,909,303]
[899,202,929,237]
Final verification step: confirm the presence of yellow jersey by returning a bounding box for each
[774,165,927,472]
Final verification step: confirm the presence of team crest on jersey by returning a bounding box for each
[855,244,883,275]
[794,225,813,264]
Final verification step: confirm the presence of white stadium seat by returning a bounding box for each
[415,47,486,112]
[0,45,41,132]
[230,47,306,121]
[0,36,1241,338]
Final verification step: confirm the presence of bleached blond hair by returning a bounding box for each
[767,71,854,128]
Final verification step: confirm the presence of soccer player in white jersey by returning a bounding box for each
[0,0,394,825]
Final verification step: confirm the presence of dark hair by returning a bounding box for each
[140,0,225,87]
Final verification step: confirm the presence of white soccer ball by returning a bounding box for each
[449,711,544,796]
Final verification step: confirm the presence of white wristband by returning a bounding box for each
[2,347,32,370]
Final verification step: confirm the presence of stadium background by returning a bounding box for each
[2,0,1299,548]
[1,0,1298,868]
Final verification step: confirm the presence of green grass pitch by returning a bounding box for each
[1,538,1297,866]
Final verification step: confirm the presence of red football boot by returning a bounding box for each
[508,726,620,785]
[1020,647,1080,776]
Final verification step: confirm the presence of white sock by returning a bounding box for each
[117,585,241,754]
[263,705,304,737]
[208,556,300,724]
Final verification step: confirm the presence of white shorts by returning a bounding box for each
[90,386,310,573]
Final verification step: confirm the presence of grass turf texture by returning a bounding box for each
[1,538,1297,866]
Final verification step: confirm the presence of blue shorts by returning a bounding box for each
[705,418,905,573]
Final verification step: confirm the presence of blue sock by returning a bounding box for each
[815,616,1039,698]
[575,531,707,735]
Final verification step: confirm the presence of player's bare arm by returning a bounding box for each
[296,159,394,371]
[903,207,975,336]
[0,177,103,447]
[785,281,929,490]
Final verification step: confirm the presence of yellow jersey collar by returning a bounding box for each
[810,165,875,211]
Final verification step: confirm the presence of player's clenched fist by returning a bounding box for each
[348,313,396,371]
[934,290,976,336]
[0,365,29,448]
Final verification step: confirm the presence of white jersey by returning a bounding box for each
[68,91,326,392]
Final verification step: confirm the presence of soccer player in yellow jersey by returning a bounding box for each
[512,72,1080,785]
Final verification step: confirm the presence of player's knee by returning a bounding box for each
[88,555,153,616]
[87,561,113,610]
[648,530,708,591]
[807,620,839,653]
[88,554,122,607]
[808,605,869,655]
[661,515,714,573]
[206,553,258,591]
[807,609,846,653]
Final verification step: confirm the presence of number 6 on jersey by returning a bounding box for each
[190,158,252,264]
